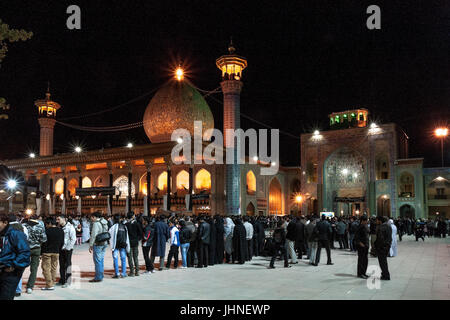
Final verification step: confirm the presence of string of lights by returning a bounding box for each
[56,120,143,132]
[58,84,165,121]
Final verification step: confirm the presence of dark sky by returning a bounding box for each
[0,0,449,167]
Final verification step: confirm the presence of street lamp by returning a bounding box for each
[435,127,448,167]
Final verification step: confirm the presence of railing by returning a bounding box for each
[433,195,448,200]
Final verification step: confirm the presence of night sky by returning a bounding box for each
[0,0,449,167]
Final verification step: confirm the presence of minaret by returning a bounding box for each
[34,86,61,156]
[216,40,247,215]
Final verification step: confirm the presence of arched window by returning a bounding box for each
[94,176,106,187]
[176,170,189,191]
[82,177,92,188]
[246,170,256,195]
[269,177,282,215]
[139,173,149,195]
[68,178,78,197]
[158,171,168,191]
[195,169,211,191]
[113,175,136,198]
[246,202,256,216]
[399,172,414,197]
[376,154,389,180]
[55,178,64,195]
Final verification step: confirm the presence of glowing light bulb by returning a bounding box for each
[75,146,82,153]
[127,143,133,148]
[7,180,17,189]
[177,137,183,144]
[313,130,320,136]
[342,168,348,175]
[175,67,184,81]
[29,153,36,158]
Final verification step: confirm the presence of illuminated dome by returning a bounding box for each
[143,80,214,143]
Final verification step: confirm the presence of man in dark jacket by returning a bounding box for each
[369,217,377,257]
[374,216,392,280]
[354,216,370,279]
[0,214,31,300]
[126,211,143,276]
[186,216,197,267]
[285,217,298,264]
[314,215,333,266]
[255,218,266,256]
[151,215,170,271]
[197,217,210,268]
[41,217,64,290]
[215,216,225,264]
[269,221,290,268]
[295,217,306,259]
[141,216,155,274]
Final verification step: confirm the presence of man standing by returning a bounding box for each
[354,216,370,279]
[109,214,130,279]
[197,217,210,268]
[243,217,254,262]
[23,215,47,294]
[285,217,298,264]
[0,214,30,300]
[369,216,377,257]
[166,220,180,269]
[295,217,306,259]
[232,218,247,264]
[335,218,346,249]
[314,215,333,266]
[41,217,64,290]
[305,217,319,264]
[141,216,155,274]
[374,216,392,280]
[151,215,169,271]
[125,211,142,277]
[56,215,76,288]
[348,216,359,252]
[89,212,109,283]
[269,221,290,269]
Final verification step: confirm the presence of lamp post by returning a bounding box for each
[435,127,448,167]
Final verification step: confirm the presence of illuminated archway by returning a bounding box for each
[269,177,282,215]
[158,171,168,191]
[113,175,136,199]
[195,169,211,191]
[55,178,64,195]
[139,173,149,195]
[94,176,107,187]
[246,202,256,216]
[246,170,256,195]
[82,177,92,188]
[176,170,189,191]
[68,178,78,197]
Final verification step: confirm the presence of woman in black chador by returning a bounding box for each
[232,218,248,264]
[215,216,225,264]
[208,217,217,265]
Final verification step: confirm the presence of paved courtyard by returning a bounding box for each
[16,236,449,300]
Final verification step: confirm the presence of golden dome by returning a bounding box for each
[143,80,214,143]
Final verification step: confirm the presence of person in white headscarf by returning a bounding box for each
[224,217,235,263]
[388,219,398,257]
[81,215,91,243]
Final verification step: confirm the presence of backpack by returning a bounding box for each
[94,221,110,244]
[116,224,128,249]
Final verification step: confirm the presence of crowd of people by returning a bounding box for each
[0,210,448,300]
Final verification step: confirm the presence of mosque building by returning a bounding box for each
[300,109,450,219]
[0,43,301,216]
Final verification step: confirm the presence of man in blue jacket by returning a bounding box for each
[0,214,31,300]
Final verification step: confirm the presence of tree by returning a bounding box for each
[0,19,33,108]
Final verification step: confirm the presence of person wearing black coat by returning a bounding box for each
[126,212,143,276]
[232,218,247,264]
[314,215,333,266]
[354,216,370,278]
[269,221,290,268]
[374,216,392,280]
[295,218,306,259]
[141,217,155,273]
[215,216,225,264]
[196,217,210,268]
[208,217,217,265]
[255,219,265,256]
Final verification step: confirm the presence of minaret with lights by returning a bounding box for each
[34,85,61,156]
[216,39,247,215]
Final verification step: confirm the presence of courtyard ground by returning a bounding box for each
[16,235,449,300]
